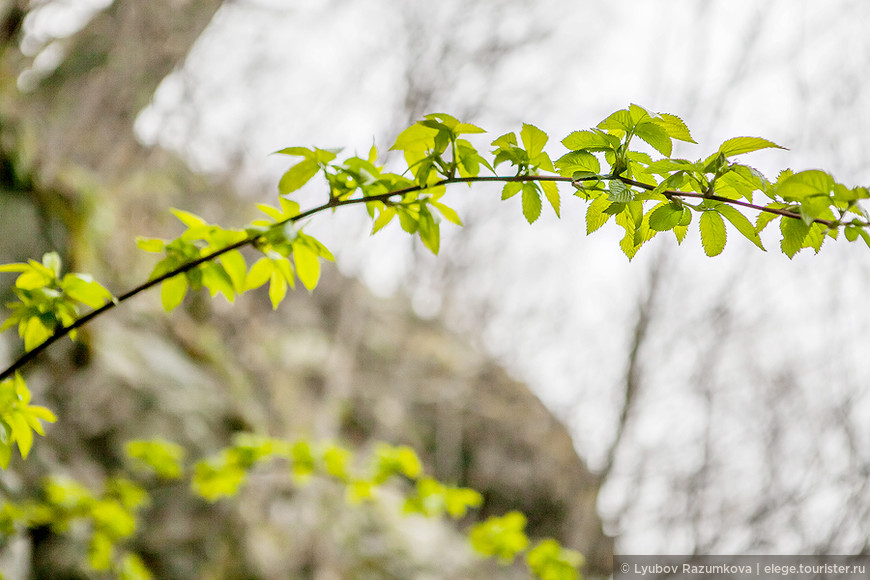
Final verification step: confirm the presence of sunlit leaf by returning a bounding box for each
[160,274,188,312]
[718,136,785,157]
[700,210,727,256]
[520,123,548,159]
[541,180,560,218]
[522,182,542,224]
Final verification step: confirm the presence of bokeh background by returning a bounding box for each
[1,0,869,577]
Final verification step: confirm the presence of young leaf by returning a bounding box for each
[780,216,811,259]
[718,136,785,157]
[170,208,207,228]
[268,270,288,309]
[219,250,247,293]
[561,129,614,151]
[554,150,600,177]
[520,123,548,159]
[430,200,463,226]
[699,211,727,256]
[654,113,696,143]
[598,108,633,134]
[454,122,485,135]
[715,205,765,250]
[777,170,835,201]
[293,243,321,291]
[541,180,560,218]
[279,159,319,194]
[648,203,685,232]
[417,206,441,254]
[585,195,611,235]
[160,274,188,312]
[634,121,672,156]
[390,123,438,153]
[522,182,542,224]
[244,258,274,291]
[608,179,632,203]
[502,181,522,200]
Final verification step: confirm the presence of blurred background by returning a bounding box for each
[1,0,870,577]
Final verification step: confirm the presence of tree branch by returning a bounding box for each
[0,171,861,381]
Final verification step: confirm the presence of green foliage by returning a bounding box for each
[3,104,870,579]
[1,475,151,578]
[0,373,55,467]
[2,435,574,580]
[0,251,113,350]
[469,511,530,563]
[526,539,585,580]
[125,439,185,479]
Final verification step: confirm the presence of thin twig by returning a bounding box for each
[0,172,860,380]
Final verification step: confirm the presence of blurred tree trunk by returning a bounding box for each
[1,0,221,180]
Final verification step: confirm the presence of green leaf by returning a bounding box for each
[699,211,727,256]
[716,204,765,250]
[608,179,632,203]
[293,242,321,291]
[430,200,463,226]
[0,262,29,273]
[502,181,522,200]
[417,206,441,254]
[648,202,685,231]
[423,112,460,130]
[527,539,583,580]
[8,413,32,458]
[135,237,165,253]
[390,123,438,152]
[653,113,696,143]
[554,150,600,177]
[200,263,235,301]
[170,208,207,228]
[586,195,611,235]
[520,124,548,159]
[126,439,185,479]
[598,108,633,134]
[522,182,542,224]
[220,250,247,293]
[491,132,517,150]
[718,136,785,157]
[777,169,835,201]
[454,122,485,135]
[780,217,811,258]
[561,130,613,151]
[469,511,529,564]
[160,274,188,311]
[279,159,319,194]
[541,181,560,218]
[371,206,397,233]
[62,275,113,308]
[274,146,313,157]
[244,258,274,291]
[268,270,288,309]
[192,460,246,502]
[323,444,351,481]
[634,121,672,156]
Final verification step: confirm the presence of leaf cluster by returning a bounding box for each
[1,475,151,579]
[2,104,870,580]
[2,434,582,580]
[0,251,113,350]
